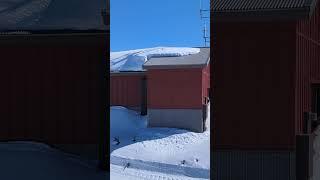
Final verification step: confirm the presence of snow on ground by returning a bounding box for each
[110,105,210,180]
[110,47,200,71]
[311,126,320,180]
[0,141,107,180]
[111,164,208,180]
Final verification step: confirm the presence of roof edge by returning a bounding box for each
[143,56,211,70]
[110,71,146,76]
[143,64,208,70]
[212,6,312,21]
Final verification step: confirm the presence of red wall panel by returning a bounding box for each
[110,72,145,108]
[296,3,320,134]
[212,22,296,150]
[202,63,211,103]
[147,68,204,109]
[0,34,106,144]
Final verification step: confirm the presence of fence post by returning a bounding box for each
[141,75,147,115]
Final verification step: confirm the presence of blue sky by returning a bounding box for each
[110,0,210,51]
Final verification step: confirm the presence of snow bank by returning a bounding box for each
[110,106,147,139]
[110,105,210,179]
[110,47,200,71]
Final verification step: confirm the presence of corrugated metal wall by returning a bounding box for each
[213,150,296,180]
[0,33,106,144]
[295,3,320,135]
[212,21,296,150]
[110,72,145,109]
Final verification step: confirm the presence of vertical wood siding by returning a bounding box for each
[0,34,106,144]
[110,72,146,109]
[296,3,320,135]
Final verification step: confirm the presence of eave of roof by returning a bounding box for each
[110,71,146,76]
[211,0,318,21]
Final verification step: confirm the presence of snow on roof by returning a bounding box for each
[143,47,210,69]
[0,0,106,31]
[110,47,201,72]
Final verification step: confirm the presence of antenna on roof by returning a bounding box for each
[200,0,209,19]
[203,23,209,47]
[199,0,210,47]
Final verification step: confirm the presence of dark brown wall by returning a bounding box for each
[0,33,106,144]
[295,3,320,134]
[212,22,296,150]
[110,72,145,109]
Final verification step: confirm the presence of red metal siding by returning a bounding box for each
[296,3,320,134]
[147,68,203,109]
[0,34,106,144]
[202,63,211,103]
[212,22,296,150]
[110,73,145,108]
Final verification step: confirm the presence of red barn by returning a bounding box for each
[212,0,320,179]
[0,0,108,169]
[110,47,210,132]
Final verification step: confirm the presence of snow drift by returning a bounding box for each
[110,47,200,71]
[110,106,146,140]
[110,106,210,179]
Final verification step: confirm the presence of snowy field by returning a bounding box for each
[110,47,200,71]
[110,106,210,180]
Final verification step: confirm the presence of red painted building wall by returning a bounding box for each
[147,68,207,109]
[212,22,297,150]
[0,33,106,144]
[202,64,210,103]
[110,72,145,109]
[295,3,320,134]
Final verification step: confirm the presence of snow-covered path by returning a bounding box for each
[110,164,208,180]
[110,155,209,179]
